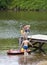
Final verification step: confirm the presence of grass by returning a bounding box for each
[0,11,47,21]
[0,38,19,50]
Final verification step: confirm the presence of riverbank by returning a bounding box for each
[0,10,47,21]
[0,38,19,50]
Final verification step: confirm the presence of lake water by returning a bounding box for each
[0,51,47,65]
[0,20,47,38]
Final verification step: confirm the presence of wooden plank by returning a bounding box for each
[28,34,47,43]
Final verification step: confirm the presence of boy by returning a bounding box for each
[20,37,32,55]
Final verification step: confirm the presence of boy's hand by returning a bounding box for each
[31,43,33,47]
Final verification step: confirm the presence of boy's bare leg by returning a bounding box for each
[24,50,28,56]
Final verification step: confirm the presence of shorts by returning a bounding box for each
[23,46,28,50]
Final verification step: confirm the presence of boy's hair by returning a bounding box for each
[23,37,27,40]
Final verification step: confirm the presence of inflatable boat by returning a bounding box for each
[7,49,31,55]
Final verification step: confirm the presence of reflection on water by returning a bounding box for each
[0,20,47,38]
[0,20,20,38]
[0,51,47,65]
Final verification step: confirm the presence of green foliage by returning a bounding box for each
[1,0,6,5]
[0,0,47,10]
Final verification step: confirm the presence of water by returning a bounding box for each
[0,20,20,38]
[0,20,47,38]
[0,51,47,65]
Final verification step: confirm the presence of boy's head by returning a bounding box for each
[23,37,27,40]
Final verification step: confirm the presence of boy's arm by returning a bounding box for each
[29,41,33,47]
